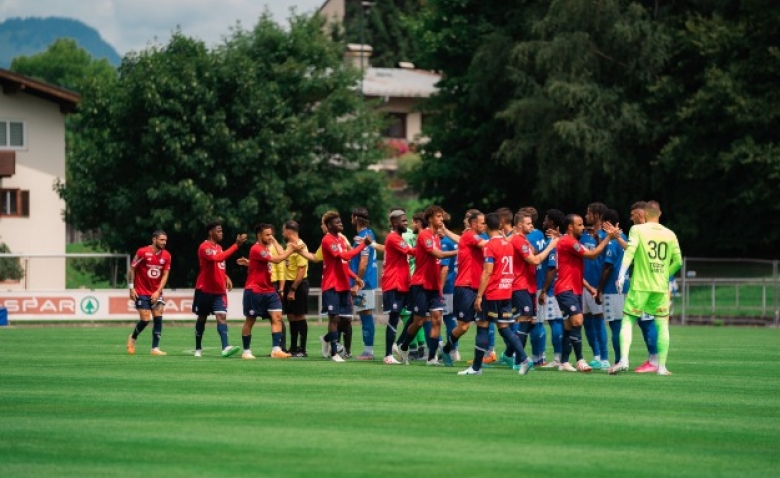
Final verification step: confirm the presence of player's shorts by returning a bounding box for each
[582,289,603,315]
[382,289,409,314]
[243,290,283,319]
[602,293,624,321]
[192,290,227,316]
[537,291,563,321]
[481,299,514,323]
[443,292,454,316]
[282,279,309,316]
[353,288,376,313]
[555,291,583,318]
[512,289,537,319]
[322,288,353,318]
[453,286,479,322]
[623,290,670,318]
[135,294,165,311]
[409,285,444,317]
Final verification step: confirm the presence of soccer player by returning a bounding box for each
[439,214,459,361]
[270,231,288,353]
[397,212,429,360]
[609,201,682,376]
[519,206,548,365]
[350,207,379,360]
[126,230,171,356]
[192,221,247,358]
[581,202,610,369]
[597,208,628,365]
[537,209,566,367]
[395,205,456,365]
[555,214,617,372]
[282,221,310,357]
[458,213,531,376]
[238,223,298,359]
[319,211,371,362]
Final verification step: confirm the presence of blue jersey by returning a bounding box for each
[541,243,557,295]
[526,229,545,290]
[350,229,377,289]
[603,233,629,294]
[581,229,606,287]
[440,236,457,294]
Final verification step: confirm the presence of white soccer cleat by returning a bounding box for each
[330,354,345,363]
[320,335,330,358]
[242,351,256,360]
[576,359,593,372]
[542,359,561,368]
[457,367,482,376]
[608,361,629,375]
[451,349,461,362]
[383,355,401,365]
[657,367,673,376]
[392,342,402,361]
[194,350,202,358]
[600,360,611,369]
[399,347,410,365]
[559,362,577,372]
[426,357,441,366]
[517,359,531,376]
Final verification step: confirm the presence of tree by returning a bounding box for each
[59,13,389,287]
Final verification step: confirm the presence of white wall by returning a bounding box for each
[0,92,67,290]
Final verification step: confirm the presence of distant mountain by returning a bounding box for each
[0,17,121,68]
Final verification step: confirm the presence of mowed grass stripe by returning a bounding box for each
[1,324,778,478]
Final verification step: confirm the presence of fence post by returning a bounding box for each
[774,260,779,327]
[680,257,687,325]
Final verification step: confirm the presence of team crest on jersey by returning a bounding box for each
[522,245,529,253]
[331,244,339,251]
[573,244,582,252]
[425,239,433,247]
[570,305,576,311]
[206,249,214,256]
[160,259,166,264]
[400,241,407,249]
[261,251,269,258]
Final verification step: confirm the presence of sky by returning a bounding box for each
[0,0,326,54]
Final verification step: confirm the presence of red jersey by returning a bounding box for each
[381,231,414,292]
[483,236,514,300]
[554,235,587,296]
[246,243,275,293]
[321,233,365,292]
[455,229,483,289]
[410,228,442,291]
[195,241,238,294]
[510,234,536,293]
[131,246,171,296]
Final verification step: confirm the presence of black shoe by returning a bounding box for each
[293,350,308,358]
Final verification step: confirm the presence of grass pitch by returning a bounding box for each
[1,323,778,477]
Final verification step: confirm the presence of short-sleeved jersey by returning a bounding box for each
[410,228,442,291]
[581,229,607,287]
[483,236,514,300]
[196,241,238,294]
[402,231,417,274]
[510,234,536,293]
[603,233,628,294]
[350,229,378,289]
[541,245,558,295]
[440,235,458,294]
[246,243,275,293]
[131,246,172,296]
[321,233,362,292]
[622,223,682,293]
[283,239,308,281]
[554,235,587,296]
[455,229,484,289]
[271,253,285,283]
[381,231,413,292]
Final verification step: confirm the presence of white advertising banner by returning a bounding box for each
[0,289,247,321]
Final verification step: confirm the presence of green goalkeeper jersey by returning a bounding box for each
[622,222,682,293]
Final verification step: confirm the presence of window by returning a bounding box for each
[381,113,407,139]
[0,189,29,217]
[0,120,26,149]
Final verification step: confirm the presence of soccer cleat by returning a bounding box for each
[392,342,403,362]
[221,345,240,358]
[330,354,345,362]
[542,360,561,368]
[559,362,578,372]
[441,350,453,367]
[457,367,482,376]
[383,355,401,365]
[150,348,167,356]
[271,350,291,359]
[517,359,532,376]
[451,349,461,362]
[194,350,202,357]
[657,368,673,376]
[608,362,629,375]
[320,336,330,358]
[576,360,593,372]
[483,351,497,364]
[634,361,659,373]
[126,335,136,355]
[600,360,611,369]
[343,352,352,359]
[534,360,548,367]
[426,357,442,366]
[588,359,603,370]
[293,351,308,358]
[242,351,256,360]
[399,347,410,365]
[357,352,375,361]
[500,352,514,368]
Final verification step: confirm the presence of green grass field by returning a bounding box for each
[1,323,778,477]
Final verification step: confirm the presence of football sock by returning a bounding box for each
[386,312,400,357]
[518,321,533,348]
[639,318,659,355]
[217,323,229,349]
[619,315,636,364]
[131,320,148,339]
[609,320,622,360]
[472,325,490,372]
[596,317,608,361]
[338,317,352,354]
[360,314,375,347]
[443,314,457,346]
[561,328,572,364]
[499,326,527,365]
[272,332,282,349]
[298,320,308,352]
[549,319,564,355]
[531,322,546,358]
[289,321,299,353]
[655,318,670,368]
[426,334,439,361]
[242,334,251,351]
[195,319,206,350]
[152,316,163,349]
[487,322,496,352]
[396,315,413,347]
[328,330,339,356]
[281,321,287,351]
[570,325,583,361]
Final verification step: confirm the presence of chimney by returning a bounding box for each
[345,43,373,70]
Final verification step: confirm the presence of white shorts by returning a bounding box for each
[353,289,376,313]
[443,293,454,316]
[582,289,603,315]
[537,291,563,321]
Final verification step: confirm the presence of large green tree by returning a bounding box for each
[60,14,388,287]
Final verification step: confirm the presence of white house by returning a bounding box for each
[0,68,79,290]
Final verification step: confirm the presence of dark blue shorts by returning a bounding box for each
[322,288,352,317]
[192,290,227,316]
[454,286,478,322]
[512,289,537,318]
[135,294,165,311]
[409,285,444,317]
[481,298,514,323]
[555,291,583,318]
[382,289,409,314]
[242,290,283,319]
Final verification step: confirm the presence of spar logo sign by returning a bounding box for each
[80,296,99,315]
